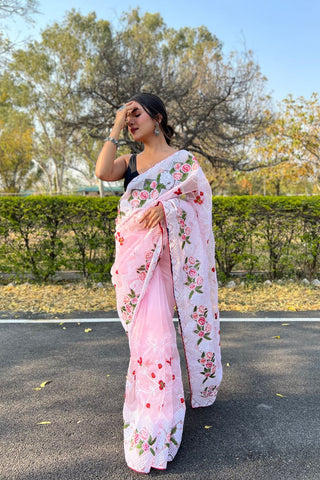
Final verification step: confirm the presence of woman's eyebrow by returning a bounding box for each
[130,107,141,114]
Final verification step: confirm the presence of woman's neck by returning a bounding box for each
[140,136,174,157]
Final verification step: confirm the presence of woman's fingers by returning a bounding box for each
[140,205,164,229]
[114,102,134,129]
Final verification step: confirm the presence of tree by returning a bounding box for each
[8,10,109,193]
[0,113,34,192]
[252,93,320,194]
[0,0,38,19]
[0,0,39,64]
[71,8,272,171]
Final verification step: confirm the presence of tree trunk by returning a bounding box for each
[98,179,105,197]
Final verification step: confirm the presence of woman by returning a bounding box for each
[95,93,222,474]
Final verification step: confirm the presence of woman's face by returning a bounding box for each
[126,101,156,142]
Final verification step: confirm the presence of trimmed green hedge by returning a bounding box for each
[0,196,118,281]
[212,196,320,280]
[0,195,319,281]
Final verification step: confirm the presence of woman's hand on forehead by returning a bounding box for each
[126,102,142,118]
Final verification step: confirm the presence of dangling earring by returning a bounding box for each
[154,122,160,136]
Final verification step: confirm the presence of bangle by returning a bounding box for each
[105,136,119,146]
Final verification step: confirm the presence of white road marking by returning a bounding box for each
[0,317,319,324]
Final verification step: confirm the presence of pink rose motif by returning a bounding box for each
[150,189,159,200]
[181,234,186,240]
[150,181,157,189]
[206,361,213,369]
[183,264,189,272]
[179,219,185,227]
[140,429,148,440]
[189,283,196,290]
[199,305,206,314]
[188,268,197,278]
[132,190,139,198]
[200,358,206,364]
[134,433,140,445]
[196,276,204,286]
[189,256,196,265]
[140,190,149,200]
[131,297,138,305]
[211,366,217,374]
[206,352,213,359]
[146,261,151,271]
[131,199,140,207]
[173,172,182,180]
[181,163,191,173]
[166,433,171,442]
[126,304,132,313]
[174,163,181,170]
[192,160,199,170]
[205,372,211,377]
[198,317,206,326]
[185,227,191,235]
[145,251,153,260]
[142,443,149,452]
[192,313,199,320]
[205,323,212,333]
[198,331,205,337]
[139,271,146,281]
[123,295,130,304]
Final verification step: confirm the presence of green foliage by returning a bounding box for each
[0,195,319,282]
[0,196,118,281]
[212,196,320,280]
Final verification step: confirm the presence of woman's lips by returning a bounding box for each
[130,128,138,134]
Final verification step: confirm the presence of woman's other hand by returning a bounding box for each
[139,204,165,229]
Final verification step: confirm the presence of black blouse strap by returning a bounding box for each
[123,154,138,191]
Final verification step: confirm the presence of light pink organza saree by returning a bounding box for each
[111,150,222,473]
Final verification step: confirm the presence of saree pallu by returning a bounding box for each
[111,150,222,473]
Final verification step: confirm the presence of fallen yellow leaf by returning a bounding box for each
[106,374,110,378]
[272,335,280,339]
[59,322,64,326]
[37,421,51,425]
[62,326,67,330]
[276,393,286,398]
[226,362,231,367]
[288,306,296,311]
[204,425,212,429]
[34,387,42,391]
[40,380,52,388]
[281,323,290,326]
[84,328,92,333]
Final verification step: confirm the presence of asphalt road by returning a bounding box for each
[0,320,319,480]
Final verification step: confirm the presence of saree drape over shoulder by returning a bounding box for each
[111,150,222,473]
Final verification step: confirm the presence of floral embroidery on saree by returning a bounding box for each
[111,150,222,473]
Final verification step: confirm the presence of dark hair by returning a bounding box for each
[129,93,174,145]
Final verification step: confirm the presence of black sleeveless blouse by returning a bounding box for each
[124,154,139,191]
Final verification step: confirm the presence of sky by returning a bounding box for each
[4,0,320,103]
